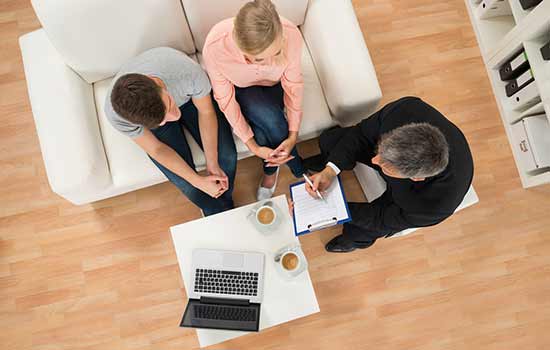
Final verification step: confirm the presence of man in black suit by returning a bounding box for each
[303,97,474,253]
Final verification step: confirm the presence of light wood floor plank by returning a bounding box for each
[1,0,549,349]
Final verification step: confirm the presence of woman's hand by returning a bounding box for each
[247,139,294,167]
[266,132,298,167]
[272,132,297,157]
[255,146,277,160]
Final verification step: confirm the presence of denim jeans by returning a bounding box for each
[235,83,304,177]
[150,96,237,216]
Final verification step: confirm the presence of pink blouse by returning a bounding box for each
[203,17,304,142]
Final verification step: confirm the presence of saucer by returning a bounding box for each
[273,244,308,280]
[246,199,282,234]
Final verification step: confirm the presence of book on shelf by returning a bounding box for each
[475,0,512,19]
[541,40,550,60]
[519,0,543,10]
[499,50,530,81]
[505,69,534,97]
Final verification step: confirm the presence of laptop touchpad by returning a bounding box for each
[223,252,244,268]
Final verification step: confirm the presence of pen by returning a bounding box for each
[303,174,326,202]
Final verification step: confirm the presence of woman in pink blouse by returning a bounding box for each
[203,0,304,200]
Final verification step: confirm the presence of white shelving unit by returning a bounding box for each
[465,0,550,188]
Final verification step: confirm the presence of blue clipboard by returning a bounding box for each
[289,176,352,236]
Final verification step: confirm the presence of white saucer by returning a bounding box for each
[273,244,308,280]
[246,199,283,235]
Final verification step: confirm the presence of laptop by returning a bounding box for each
[180,249,265,332]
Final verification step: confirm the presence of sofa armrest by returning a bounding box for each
[19,29,111,204]
[301,0,382,126]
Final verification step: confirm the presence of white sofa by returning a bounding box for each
[19,0,382,205]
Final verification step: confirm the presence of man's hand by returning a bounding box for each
[195,174,228,198]
[305,166,337,198]
[287,197,294,217]
[206,162,229,190]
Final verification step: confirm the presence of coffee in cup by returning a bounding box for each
[256,205,276,226]
[281,251,300,271]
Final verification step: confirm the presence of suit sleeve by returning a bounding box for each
[326,110,382,171]
[349,189,451,237]
[348,192,415,236]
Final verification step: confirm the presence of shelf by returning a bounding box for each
[475,16,516,58]
[518,101,546,120]
[525,40,550,102]
[509,0,545,25]
[465,0,516,60]
[501,98,545,125]
[509,0,529,23]
[465,0,550,188]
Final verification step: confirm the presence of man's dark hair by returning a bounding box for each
[378,123,449,178]
[110,73,165,129]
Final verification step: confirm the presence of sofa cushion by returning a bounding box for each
[181,0,308,51]
[94,44,333,189]
[31,0,196,84]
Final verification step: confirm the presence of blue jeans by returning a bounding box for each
[235,83,304,177]
[150,96,237,216]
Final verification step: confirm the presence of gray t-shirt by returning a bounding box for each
[105,47,212,138]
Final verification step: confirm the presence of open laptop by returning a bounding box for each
[180,249,265,332]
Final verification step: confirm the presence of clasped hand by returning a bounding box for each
[195,163,229,198]
[257,137,296,167]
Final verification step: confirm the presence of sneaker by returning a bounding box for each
[256,167,280,201]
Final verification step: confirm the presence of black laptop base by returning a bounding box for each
[180,297,261,332]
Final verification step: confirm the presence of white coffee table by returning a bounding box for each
[170,195,320,348]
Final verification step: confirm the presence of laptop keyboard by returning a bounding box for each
[194,269,259,296]
[194,304,256,322]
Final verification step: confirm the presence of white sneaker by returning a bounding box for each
[256,167,280,201]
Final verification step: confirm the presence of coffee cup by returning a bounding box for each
[255,205,277,226]
[280,251,301,272]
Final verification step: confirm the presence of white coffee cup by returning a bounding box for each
[279,250,301,272]
[255,205,277,226]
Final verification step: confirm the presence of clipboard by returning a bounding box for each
[289,176,352,236]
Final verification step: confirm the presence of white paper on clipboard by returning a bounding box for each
[290,177,350,235]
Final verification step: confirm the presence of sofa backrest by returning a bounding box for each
[31,0,196,84]
[181,0,309,51]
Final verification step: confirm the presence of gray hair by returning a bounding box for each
[377,123,449,178]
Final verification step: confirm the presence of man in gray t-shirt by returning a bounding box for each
[106,47,237,216]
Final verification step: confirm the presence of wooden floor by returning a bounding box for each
[2,0,550,349]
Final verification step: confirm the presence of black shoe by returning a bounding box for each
[325,234,358,253]
[325,234,375,253]
[302,154,327,173]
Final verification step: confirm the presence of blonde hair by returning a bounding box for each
[234,0,283,55]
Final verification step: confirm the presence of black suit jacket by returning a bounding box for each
[327,97,474,233]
